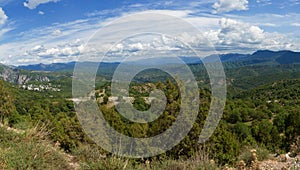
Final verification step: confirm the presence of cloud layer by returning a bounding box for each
[7,14,297,65]
[24,0,60,9]
[0,5,299,65]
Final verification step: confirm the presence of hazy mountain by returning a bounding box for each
[220,50,300,65]
[13,50,300,72]
[18,62,76,72]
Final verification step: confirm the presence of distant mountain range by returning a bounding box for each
[18,62,77,72]
[1,50,300,86]
[220,50,300,65]
[16,50,300,72]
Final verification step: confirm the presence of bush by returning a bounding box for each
[238,146,270,166]
[0,124,72,170]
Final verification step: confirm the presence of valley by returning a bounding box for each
[0,50,300,169]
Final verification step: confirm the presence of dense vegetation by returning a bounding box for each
[0,60,300,169]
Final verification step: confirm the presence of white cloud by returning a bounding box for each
[98,17,299,59]
[0,27,12,37]
[256,0,272,6]
[0,7,11,37]
[108,35,183,58]
[0,9,299,65]
[38,11,44,15]
[210,18,297,51]
[223,13,278,28]
[212,0,249,14]
[260,23,277,27]
[25,39,85,58]
[218,18,264,45]
[24,0,60,9]
[51,29,62,36]
[175,17,299,54]
[291,23,300,27]
[0,7,7,25]
[289,0,300,5]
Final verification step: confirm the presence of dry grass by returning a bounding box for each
[0,123,76,170]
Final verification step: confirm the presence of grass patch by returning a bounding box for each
[238,146,270,166]
[0,124,73,170]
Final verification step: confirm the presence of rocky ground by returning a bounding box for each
[224,149,300,170]
[260,159,300,170]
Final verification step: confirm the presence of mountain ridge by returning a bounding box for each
[13,50,300,72]
[0,63,50,84]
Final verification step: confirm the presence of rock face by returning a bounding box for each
[0,64,50,85]
[17,74,30,85]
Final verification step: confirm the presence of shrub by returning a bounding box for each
[0,124,72,170]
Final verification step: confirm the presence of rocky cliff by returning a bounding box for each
[0,64,50,85]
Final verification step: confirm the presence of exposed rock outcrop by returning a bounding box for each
[0,64,50,85]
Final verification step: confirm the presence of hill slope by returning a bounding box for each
[220,50,300,66]
[0,64,50,84]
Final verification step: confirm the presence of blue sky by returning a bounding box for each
[0,0,299,65]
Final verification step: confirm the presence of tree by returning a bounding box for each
[273,112,287,133]
[285,110,300,141]
[0,81,16,124]
[234,122,251,141]
[103,95,109,104]
[227,110,242,124]
[133,97,149,111]
[209,125,240,165]
[251,119,273,148]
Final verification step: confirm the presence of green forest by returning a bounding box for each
[0,62,300,169]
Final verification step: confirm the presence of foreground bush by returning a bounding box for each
[0,124,74,170]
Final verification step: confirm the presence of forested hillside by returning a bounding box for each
[0,62,300,169]
[0,52,300,169]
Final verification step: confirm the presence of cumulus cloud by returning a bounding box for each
[24,0,60,9]
[0,7,7,25]
[105,17,298,59]
[107,35,184,59]
[218,18,264,45]
[212,0,249,14]
[24,39,85,61]
[177,18,298,53]
[0,9,299,65]
[209,18,295,51]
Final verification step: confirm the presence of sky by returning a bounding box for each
[0,0,299,65]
